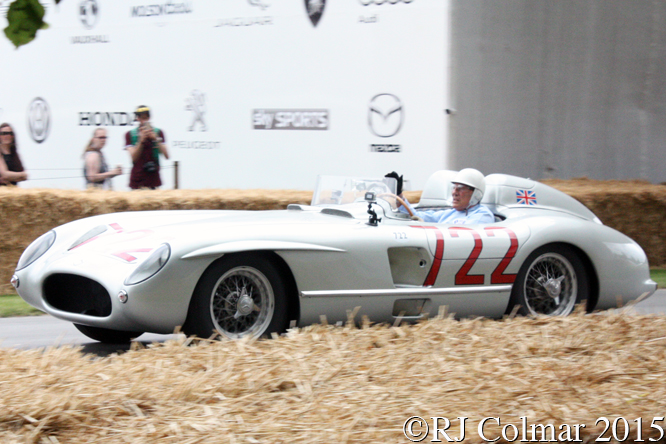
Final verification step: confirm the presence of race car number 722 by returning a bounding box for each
[410,226,518,287]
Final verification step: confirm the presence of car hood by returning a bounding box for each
[54,208,362,264]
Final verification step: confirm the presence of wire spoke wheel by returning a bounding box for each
[509,245,588,317]
[210,266,275,339]
[522,252,577,315]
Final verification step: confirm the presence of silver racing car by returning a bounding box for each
[11,171,657,343]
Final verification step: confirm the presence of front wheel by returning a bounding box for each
[508,245,588,316]
[183,254,289,339]
[74,324,144,344]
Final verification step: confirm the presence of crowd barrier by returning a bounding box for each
[1,180,664,294]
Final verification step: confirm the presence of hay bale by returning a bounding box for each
[0,312,663,442]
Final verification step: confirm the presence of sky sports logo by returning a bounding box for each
[253,109,329,130]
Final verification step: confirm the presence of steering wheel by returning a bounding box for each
[379,193,416,218]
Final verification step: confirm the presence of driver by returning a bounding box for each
[387,168,495,225]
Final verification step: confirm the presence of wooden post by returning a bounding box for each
[174,161,179,189]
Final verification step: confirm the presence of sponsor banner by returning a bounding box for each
[253,109,329,130]
[2,0,448,191]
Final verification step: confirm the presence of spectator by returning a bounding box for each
[83,128,122,189]
[0,123,28,186]
[125,105,169,189]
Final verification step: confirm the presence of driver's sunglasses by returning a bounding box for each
[96,136,107,139]
[0,131,14,136]
[452,184,473,192]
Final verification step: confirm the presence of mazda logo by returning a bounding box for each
[368,93,403,138]
[79,0,99,29]
[27,98,51,144]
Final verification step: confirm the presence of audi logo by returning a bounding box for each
[359,0,413,5]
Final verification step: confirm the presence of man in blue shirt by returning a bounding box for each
[391,168,495,225]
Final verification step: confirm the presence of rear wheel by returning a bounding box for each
[74,324,144,344]
[183,254,289,339]
[509,245,588,316]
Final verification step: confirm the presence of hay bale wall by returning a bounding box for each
[0,312,665,442]
[1,181,664,294]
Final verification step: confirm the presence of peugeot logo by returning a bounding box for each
[27,98,51,144]
[185,90,207,131]
[305,0,325,27]
[79,0,99,29]
[360,0,413,4]
[368,93,403,138]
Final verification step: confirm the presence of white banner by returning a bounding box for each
[0,0,449,191]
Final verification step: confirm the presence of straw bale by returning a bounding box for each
[0,311,664,442]
[1,181,665,294]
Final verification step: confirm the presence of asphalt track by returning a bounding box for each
[0,289,664,355]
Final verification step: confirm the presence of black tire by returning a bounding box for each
[182,254,289,339]
[508,244,588,316]
[74,324,144,344]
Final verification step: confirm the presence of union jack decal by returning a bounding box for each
[516,189,537,205]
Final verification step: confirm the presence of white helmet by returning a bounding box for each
[452,168,486,207]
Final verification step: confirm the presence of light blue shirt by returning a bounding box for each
[400,199,495,225]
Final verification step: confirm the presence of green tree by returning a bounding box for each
[3,0,61,48]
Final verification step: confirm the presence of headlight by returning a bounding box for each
[124,243,171,285]
[16,230,56,271]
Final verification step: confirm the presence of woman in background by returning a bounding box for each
[83,128,122,189]
[0,123,28,186]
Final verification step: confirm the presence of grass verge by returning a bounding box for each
[0,294,44,317]
[0,269,664,318]
[651,268,666,289]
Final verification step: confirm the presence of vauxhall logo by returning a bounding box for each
[73,0,109,44]
[79,0,99,29]
[185,90,207,132]
[305,0,325,27]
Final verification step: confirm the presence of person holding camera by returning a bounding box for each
[125,105,169,189]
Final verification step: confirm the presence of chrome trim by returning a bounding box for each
[301,285,512,298]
